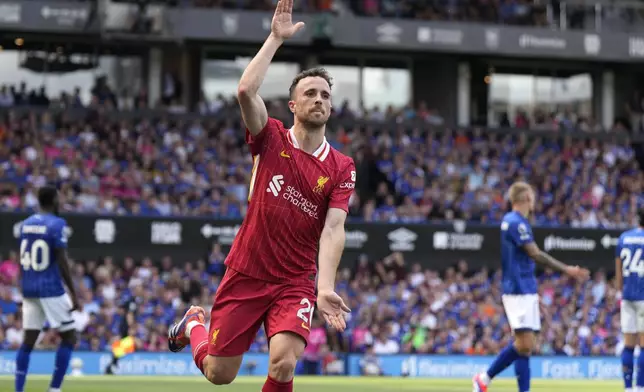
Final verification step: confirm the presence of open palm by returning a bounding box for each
[271,0,305,40]
[317,290,351,332]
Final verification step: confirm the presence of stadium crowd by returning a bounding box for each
[0,250,626,363]
[0,100,640,228]
[161,0,640,31]
[27,0,644,32]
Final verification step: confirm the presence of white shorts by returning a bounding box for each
[502,294,541,332]
[621,300,644,334]
[22,294,75,332]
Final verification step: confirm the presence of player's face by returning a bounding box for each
[526,190,535,214]
[289,76,332,128]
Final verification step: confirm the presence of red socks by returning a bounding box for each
[189,327,292,392]
[189,325,208,374]
[262,376,293,392]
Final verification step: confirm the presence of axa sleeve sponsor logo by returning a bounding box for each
[340,170,357,189]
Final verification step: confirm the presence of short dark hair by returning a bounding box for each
[37,185,58,209]
[288,67,333,99]
[638,207,644,225]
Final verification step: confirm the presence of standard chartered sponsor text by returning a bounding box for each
[283,185,319,219]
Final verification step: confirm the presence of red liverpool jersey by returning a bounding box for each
[225,117,356,285]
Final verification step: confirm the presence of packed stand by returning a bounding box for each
[500,107,626,133]
[0,251,626,364]
[348,0,644,32]
[341,254,624,359]
[171,0,335,12]
[161,0,644,32]
[349,0,547,26]
[0,99,640,228]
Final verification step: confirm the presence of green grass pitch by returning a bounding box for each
[0,375,622,392]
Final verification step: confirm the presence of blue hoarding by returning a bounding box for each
[346,354,624,379]
[0,351,269,376]
[0,351,626,380]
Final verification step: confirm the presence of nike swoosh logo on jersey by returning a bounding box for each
[301,322,310,331]
[280,150,290,158]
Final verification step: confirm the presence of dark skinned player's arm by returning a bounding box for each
[615,256,623,292]
[56,248,78,306]
[523,242,569,273]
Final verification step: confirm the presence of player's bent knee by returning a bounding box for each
[515,346,532,356]
[204,369,236,385]
[268,353,297,382]
[514,341,533,356]
[513,339,533,355]
[204,365,236,385]
[513,332,534,355]
[23,329,40,344]
[203,356,241,385]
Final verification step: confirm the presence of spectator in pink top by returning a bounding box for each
[0,251,19,285]
[351,321,373,352]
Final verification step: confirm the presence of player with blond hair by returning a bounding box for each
[473,181,589,392]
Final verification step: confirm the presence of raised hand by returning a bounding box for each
[271,0,305,40]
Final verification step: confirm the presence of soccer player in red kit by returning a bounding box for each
[167,1,354,391]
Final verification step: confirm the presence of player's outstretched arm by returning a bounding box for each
[318,208,346,292]
[56,248,80,310]
[237,0,305,135]
[317,207,351,331]
[523,242,590,280]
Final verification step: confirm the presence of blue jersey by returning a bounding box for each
[18,213,68,298]
[616,228,644,301]
[500,211,537,295]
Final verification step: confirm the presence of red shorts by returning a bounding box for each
[207,267,317,356]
